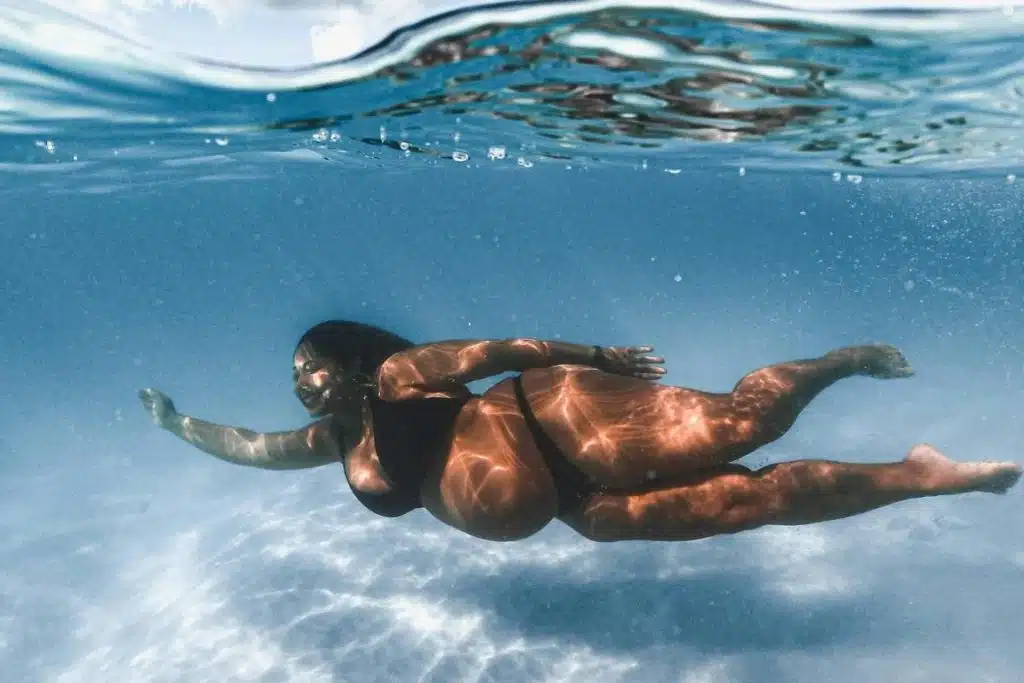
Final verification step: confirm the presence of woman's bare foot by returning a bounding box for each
[905,443,1022,495]
[828,343,915,379]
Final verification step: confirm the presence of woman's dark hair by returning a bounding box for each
[296,320,415,383]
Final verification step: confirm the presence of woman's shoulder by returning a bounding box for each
[303,414,351,456]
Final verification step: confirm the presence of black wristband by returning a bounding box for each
[592,345,607,369]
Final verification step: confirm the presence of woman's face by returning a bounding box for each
[292,342,340,417]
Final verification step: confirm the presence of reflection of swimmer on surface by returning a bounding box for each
[139,321,1020,542]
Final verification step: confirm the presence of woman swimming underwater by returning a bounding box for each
[139,321,1020,542]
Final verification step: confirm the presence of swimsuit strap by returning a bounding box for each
[513,374,593,516]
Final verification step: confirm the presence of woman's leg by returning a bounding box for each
[560,444,1021,542]
[725,343,913,443]
[532,343,916,488]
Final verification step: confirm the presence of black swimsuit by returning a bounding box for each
[342,394,467,518]
[512,374,594,516]
[345,378,594,518]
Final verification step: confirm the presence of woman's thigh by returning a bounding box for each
[521,366,747,488]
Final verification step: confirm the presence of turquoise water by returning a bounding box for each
[2,1,1023,681]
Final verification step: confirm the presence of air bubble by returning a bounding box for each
[487,146,506,161]
[452,151,469,162]
[1007,174,1016,184]
[738,166,746,176]
[266,93,277,103]
[517,157,533,168]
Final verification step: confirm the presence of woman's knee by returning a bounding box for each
[727,390,798,448]
[559,498,637,542]
[562,515,620,542]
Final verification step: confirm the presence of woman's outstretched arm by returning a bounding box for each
[377,338,665,400]
[138,388,341,470]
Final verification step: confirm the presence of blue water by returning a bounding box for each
[2,2,1023,682]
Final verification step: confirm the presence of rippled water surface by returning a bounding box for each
[3,0,1024,187]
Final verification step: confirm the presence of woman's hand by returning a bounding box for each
[594,345,666,381]
[138,388,181,430]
